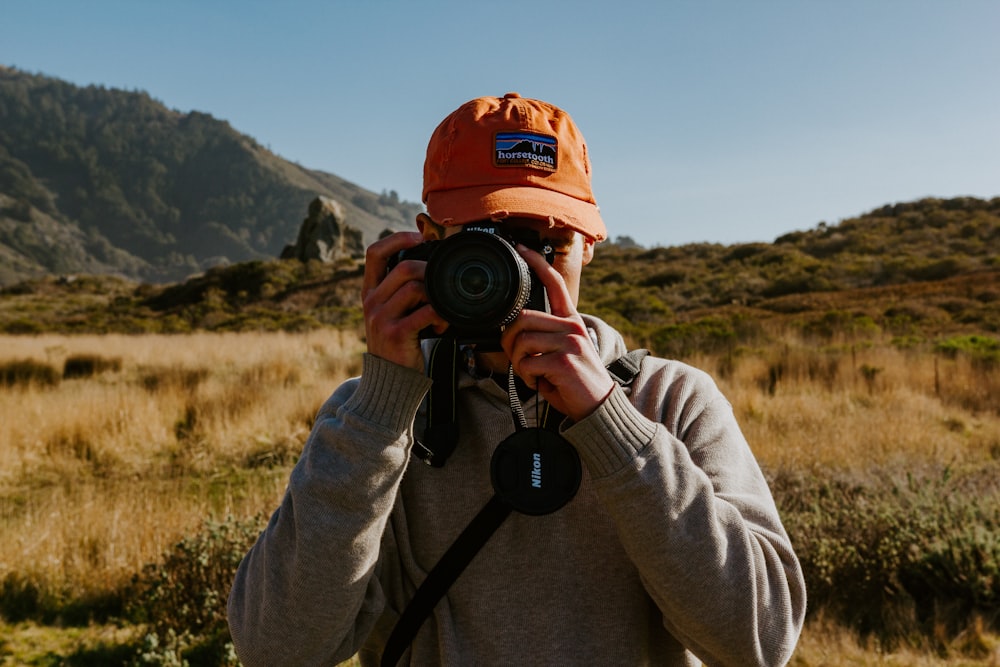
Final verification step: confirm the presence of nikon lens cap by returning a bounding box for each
[490,428,581,515]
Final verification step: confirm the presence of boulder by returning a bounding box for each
[281,196,364,262]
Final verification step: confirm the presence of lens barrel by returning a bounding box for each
[424,232,532,333]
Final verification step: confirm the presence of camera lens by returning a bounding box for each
[424,231,532,332]
[455,262,493,300]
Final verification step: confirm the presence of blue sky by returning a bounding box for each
[5,0,999,248]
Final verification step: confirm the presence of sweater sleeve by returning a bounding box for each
[564,366,806,667]
[227,353,432,667]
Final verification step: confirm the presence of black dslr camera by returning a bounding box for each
[388,224,554,349]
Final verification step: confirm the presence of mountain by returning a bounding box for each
[0,66,423,285]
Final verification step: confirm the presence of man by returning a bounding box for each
[228,93,806,666]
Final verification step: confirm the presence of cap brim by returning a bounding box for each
[426,185,606,242]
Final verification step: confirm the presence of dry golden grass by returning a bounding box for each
[1,329,998,664]
[1,330,363,604]
[687,339,1000,473]
[792,614,1000,666]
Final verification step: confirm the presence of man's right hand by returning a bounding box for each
[361,232,447,372]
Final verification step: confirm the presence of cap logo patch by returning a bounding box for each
[494,132,557,171]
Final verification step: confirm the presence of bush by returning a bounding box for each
[0,572,59,623]
[650,316,736,358]
[63,353,123,379]
[903,504,1000,620]
[801,310,881,341]
[935,334,1000,366]
[128,514,265,664]
[1,317,44,334]
[0,358,60,387]
[773,464,1000,645]
[906,257,969,282]
[0,571,125,626]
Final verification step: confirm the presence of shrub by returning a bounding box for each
[906,257,969,282]
[650,316,736,358]
[0,358,60,387]
[762,272,836,298]
[0,571,125,626]
[129,515,264,638]
[902,506,1000,623]
[801,310,881,341]
[773,464,1000,645]
[0,572,59,623]
[935,334,1000,366]
[63,353,123,379]
[594,289,672,327]
[139,366,210,393]
[639,269,686,288]
[1,317,44,334]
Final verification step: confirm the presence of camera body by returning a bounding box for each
[388,224,554,349]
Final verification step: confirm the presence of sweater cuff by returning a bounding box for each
[564,385,658,478]
[342,353,432,434]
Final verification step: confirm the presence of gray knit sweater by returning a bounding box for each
[228,315,806,666]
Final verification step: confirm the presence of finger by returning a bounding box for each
[508,325,590,366]
[370,256,425,301]
[383,300,444,339]
[513,347,575,396]
[515,244,574,317]
[362,231,425,296]
[503,313,573,355]
[510,339,615,420]
[365,262,447,331]
[365,278,446,367]
[378,272,429,315]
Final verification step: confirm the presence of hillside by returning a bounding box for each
[581,196,999,345]
[0,66,422,285]
[1,197,997,359]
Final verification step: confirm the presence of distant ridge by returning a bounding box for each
[0,66,422,285]
[1,193,996,340]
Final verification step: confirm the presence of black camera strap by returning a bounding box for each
[381,341,648,667]
[411,337,460,467]
[381,494,512,667]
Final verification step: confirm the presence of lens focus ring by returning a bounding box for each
[424,232,532,331]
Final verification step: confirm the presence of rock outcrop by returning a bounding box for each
[281,196,365,262]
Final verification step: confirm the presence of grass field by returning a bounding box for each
[1,329,998,665]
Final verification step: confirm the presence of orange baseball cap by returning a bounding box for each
[422,93,606,242]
